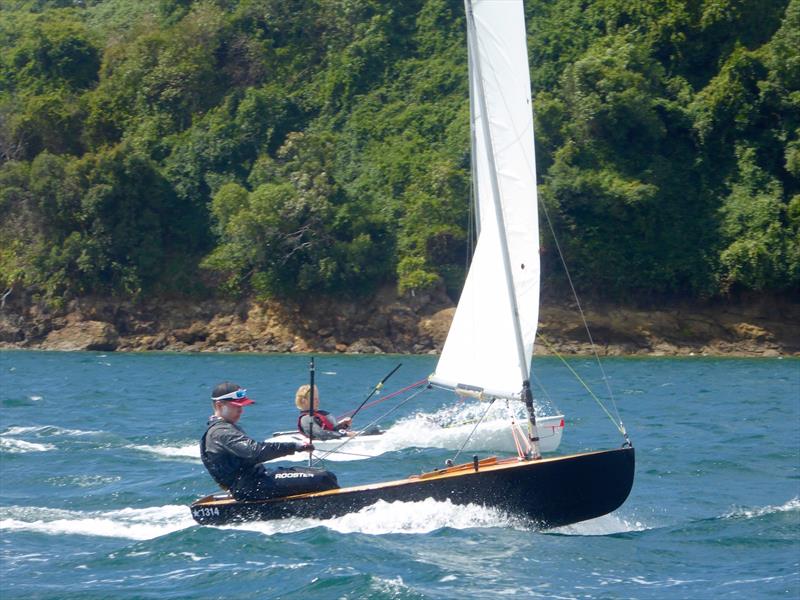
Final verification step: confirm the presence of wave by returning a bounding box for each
[225,497,525,536]
[0,427,198,460]
[0,437,56,453]
[0,504,195,541]
[2,425,103,437]
[722,497,800,520]
[0,425,105,454]
[548,513,649,536]
[129,442,199,459]
[553,498,800,538]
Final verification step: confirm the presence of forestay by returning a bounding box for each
[430,0,540,401]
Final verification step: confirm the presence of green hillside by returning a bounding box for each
[1,0,797,307]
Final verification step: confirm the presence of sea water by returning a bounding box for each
[0,351,797,599]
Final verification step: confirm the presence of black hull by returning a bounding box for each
[190,446,635,529]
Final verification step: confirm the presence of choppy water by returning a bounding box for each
[1,351,797,599]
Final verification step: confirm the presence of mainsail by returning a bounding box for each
[430,0,540,401]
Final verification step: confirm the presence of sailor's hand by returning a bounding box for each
[339,417,352,429]
[295,442,314,453]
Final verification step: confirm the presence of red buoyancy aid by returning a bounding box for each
[297,410,337,433]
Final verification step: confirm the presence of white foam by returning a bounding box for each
[0,504,195,541]
[372,576,410,595]
[723,497,800,520]
[129,443,199,459]
[51,475,121,488]
[2,425,102,437]
[627,576,702,587]
[721,574,795,586]
[0,425,105,453]
[0,437,56,453]
[302,402,563,462]
[180,552,206,562]
[226,498,521,536]
[549,513,648,536]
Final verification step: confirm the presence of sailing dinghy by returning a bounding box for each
[191,0,634,528]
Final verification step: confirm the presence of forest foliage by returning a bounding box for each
[0,0,797,306]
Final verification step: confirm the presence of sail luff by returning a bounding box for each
[465,0,529,384]
[466,4,481,238]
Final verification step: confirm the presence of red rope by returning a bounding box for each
[511,420,524,458]
[510,417,532,459]
[338,378,429,419]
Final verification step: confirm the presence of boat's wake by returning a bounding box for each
[0,499,528,540]
[0,504,194,541]
[0,496,649,541]
[225,498,527,535]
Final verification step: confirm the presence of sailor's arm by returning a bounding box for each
[222,428,307,461]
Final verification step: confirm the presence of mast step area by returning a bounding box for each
[190,447,634,528]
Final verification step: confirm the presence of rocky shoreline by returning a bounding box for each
[0,287,797,357]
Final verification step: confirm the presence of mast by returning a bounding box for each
[308,356,315,467]
[465,0,541,458]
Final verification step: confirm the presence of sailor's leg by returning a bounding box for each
[258,466,339,498]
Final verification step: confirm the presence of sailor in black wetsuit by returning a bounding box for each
[200,382,338,500]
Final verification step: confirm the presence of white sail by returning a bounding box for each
[430,0,540,400]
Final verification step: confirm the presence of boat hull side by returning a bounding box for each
[190,446,634,528]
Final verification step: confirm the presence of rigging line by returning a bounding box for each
[449,398,496,466]
[530,369,559,413]
[537,333,625,436]
[309,448,377,459]
[537,195,625,431]
[510,414,532,458]
[510,420,525,458]
[515,417,533,454]
[312,382,430,466]
[467,173,476,267]
[337,378,429,420]
[348,363,402,422]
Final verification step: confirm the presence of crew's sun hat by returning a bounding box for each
[211,382,254,406]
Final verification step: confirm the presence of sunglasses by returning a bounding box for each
[212,388,247,401]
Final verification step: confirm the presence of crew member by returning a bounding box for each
[295,384,353,440]
[201,382,338,500]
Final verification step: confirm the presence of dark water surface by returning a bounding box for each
[1,351,798,599]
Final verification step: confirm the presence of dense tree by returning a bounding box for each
[0,0,797,305]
